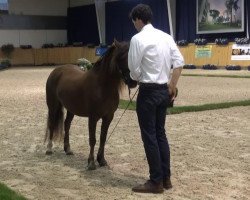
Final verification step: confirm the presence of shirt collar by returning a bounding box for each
[141,23,154,32]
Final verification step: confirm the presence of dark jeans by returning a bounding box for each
[136,83,171,183]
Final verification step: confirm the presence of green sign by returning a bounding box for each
[195,45,212,58]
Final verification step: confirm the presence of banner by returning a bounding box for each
[95,47,108,56]
[195,45,212,58]
[231,44,250,60]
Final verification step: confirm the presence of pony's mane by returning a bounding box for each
[91,42,129,93]
[92,42,129,74]
[113,42,129,63]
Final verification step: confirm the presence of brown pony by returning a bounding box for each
[45,40,137,170]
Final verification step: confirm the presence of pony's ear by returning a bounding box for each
[113,39,121,48]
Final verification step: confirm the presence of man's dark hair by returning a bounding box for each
[129,4,153,24]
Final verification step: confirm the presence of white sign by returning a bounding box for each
[231,44,250,60]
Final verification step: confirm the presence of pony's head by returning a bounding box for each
[112,40,137,89]
[93,40,137,89]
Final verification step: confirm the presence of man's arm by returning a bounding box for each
[128,37,142,81]
[168,67,182,100]
[168,36,184,100]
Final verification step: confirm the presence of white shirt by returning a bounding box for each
[128,24,184,84]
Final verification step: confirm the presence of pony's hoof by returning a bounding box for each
[97,155,107,167]
[45,150,53,155]
[87,162,96,170]
[98,160,108,167]
[66,151,74,155]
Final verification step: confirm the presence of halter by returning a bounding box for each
[119,68,138,90]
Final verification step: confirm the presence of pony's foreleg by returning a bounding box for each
[64,111,74,155]
[46,139,53,155]
[97,114,114,167]
[87,116,98,170]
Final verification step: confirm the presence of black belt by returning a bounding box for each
[139,82,168,89]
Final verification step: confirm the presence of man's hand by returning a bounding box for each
[168,83,178,101]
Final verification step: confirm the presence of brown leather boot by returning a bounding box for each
[163,178,172,189]
[132,180,164,194]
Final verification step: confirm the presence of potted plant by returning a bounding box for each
[77,58,93,71]
[177,40,188,46]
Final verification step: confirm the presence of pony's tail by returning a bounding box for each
[44,105,64,143]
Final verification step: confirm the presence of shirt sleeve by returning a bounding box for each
[170,38,185,69]
[128,37,143,81]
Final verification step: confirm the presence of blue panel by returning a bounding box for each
[106,0,170,45]
[67,4,100,45]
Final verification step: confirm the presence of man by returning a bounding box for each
[128,4,184,194]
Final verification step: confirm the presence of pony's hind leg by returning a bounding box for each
[45,112,54,155]
[64,111,74,155]
[46,118,54,155]
[87,116,99,170]
[97,114,114,167]
[45,99,64,155]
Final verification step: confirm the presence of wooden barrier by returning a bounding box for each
[0,44,249,68]
[212,45,229,67]
[83,47,99,63]
[34,49,48,65]
[0,47,99,65]
[178,44,196,65]
[34,47,99,65]
[179,43,249,68]
[66,47,84,64]
[10,48,35,65]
